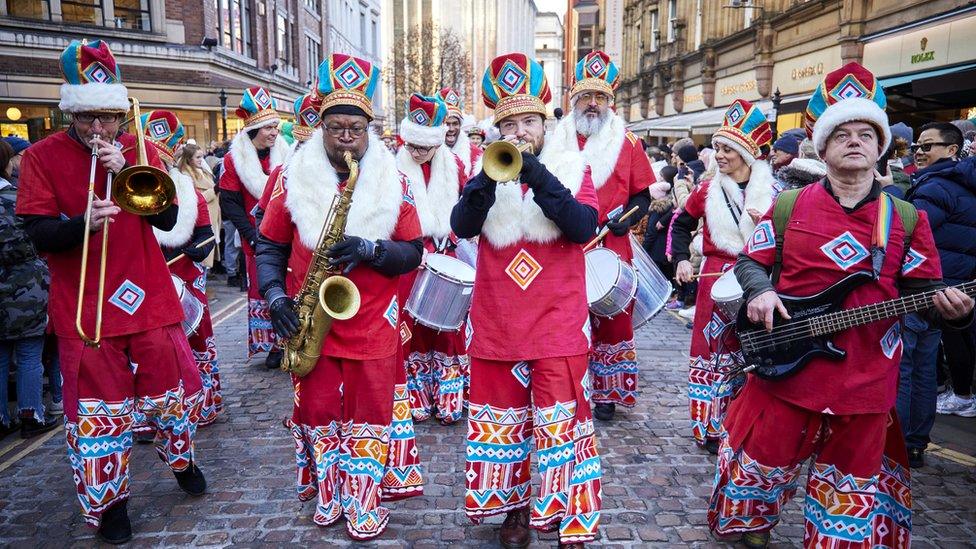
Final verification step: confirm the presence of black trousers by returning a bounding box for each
[941,323,976,397]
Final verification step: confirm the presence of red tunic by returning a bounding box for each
[682,181,739,265]
[468,175,600,361]
[16,131,182,339]
[260,178,423,360]
[219,150,271,299]
[167,191,212,289]
[743,184,942,414]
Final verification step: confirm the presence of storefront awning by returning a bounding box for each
[879,62,976,89]
[628,100,773,137]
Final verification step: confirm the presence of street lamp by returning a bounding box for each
[219,88,228,141]
[768,87,781,141]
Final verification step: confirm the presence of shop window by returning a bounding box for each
[215,0,253,58]
[61,0,104,26]
[112,0,151,31]
[6,0,52,20]
[305,35,320,83]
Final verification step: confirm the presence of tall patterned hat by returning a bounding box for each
[59,39,129,114]
[140,110,185,164]
[438,87,465,121]
[316,53,380,120]
[236,86,280,132]
[291,93,323,143]
[482,53,552,124]
[805,62,890,154]
[570,50,620,99]
[711,99,772,166]
[399,93,448,147]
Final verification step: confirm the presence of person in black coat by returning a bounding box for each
[643,165,677,280]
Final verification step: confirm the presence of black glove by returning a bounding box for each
[519,152,547,189]
[327,236,377,274]
[606,217,631,236]
[268,293,299,339]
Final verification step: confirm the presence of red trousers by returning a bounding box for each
[403,316,468,424]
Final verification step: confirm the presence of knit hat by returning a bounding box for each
[236,86,280,132]
[291,93,323,143]
[773,135,801,157]
[58,39,129,114]
[316,53,381,120]
[467,126,486,138]
[438,87,465,121]
[676,144,699,164]
[570,50,619,100]
[805,62,890,155]
[140,110,185,164]
[482,53,552,124]
[399,93,448,147]
[711,99,772,166]
[3,136,29,155]
[890,122,913,145]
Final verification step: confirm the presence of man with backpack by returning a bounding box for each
[707,63,973,548]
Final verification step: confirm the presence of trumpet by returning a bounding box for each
[482,140,534,183]
[75,97,177,346]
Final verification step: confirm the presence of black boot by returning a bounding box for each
[0,419,21,440]
[97,500,133,544]
[703,439,720,455]
[226,274,241,287]
[593,403,615,421]
[20,415,59,439]
[265,349,283,370]
[173,462,207,496]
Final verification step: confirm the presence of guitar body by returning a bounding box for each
[736,272,873,380]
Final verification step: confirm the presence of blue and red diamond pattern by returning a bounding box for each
[336,59,367,89]
[820,231,869,271]
[747,220,775,253]
[383,296,398,328]
[704,312,725,342]
[880,322,901,360]
[148,119,171,140]
[83,62,114,84]
[251,87,273,109]
[830,75,869,102]
[586,57,607,77]
[409,108,430,126]
[901,247,926,275]
[497,61,527,95]
[301,109,320,127]
[726,103,746,125]
[108,279,146,315]
[511,361,530,388]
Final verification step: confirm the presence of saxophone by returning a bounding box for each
[281,151,362,377]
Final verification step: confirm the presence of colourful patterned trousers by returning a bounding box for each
[465,354,602,544]
[708,383,911,547]
[244,246,278,358]
[588,309,638,407]
[403,317,468,424]
[288,353,397,540]
[382,336,424,501]
[60,324,203,527]
[189,324,222,426]
[688,352,743,444]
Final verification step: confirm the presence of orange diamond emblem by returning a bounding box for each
[505,248,543,290]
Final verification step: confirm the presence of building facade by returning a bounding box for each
[618,0,976,143]
[0,0,384,144]
[535,10,564,113]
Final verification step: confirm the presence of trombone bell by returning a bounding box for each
[113,164,176,215]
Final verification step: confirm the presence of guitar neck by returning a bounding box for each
[811,280,976,336]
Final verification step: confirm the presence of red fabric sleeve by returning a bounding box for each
[626,132,655,194]
[683,181,708,219]
[219,153,241,192]
[14,145,59,217]
[391,178,423,242]
[259,166,282,210]
[743,207,777,268]
[900,209,943,281]
[259,186,293,244]
[575,167,599,210]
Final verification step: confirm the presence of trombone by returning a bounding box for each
[75,97,177,346]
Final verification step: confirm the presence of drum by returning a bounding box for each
[454,238,478,269]
[172,274,204,336]
[710,270,744,322]
[629,234,672,330]
[405,253,475,332]
[585,247,637,318]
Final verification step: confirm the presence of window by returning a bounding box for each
[61,0,104,26]
[371,18,378,56]
[276,11,295,68]
[667,0,677,43]
[113,0,152,31]
[359,9,366,50]
[303,0,318,12]
[6,0,52,20]
[215,0,253,57]
[650,11,659,52]
[305,35,321,83]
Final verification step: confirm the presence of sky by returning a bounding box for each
[535,0,567,18]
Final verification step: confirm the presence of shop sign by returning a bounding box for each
[714,69,759,106]
[682,84,705,112]
[771,46,842,95]
[863,14,976,77]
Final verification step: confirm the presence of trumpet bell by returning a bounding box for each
[112,164,177,215]
[318,275,361,321]
[482,140,524,183]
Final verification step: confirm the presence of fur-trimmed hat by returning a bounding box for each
[805,62,890,155]
[438,87,465,121]
[482,53,551,124]
[570,50,619,99]
[236,86,280,132]
[711,99,772,166]
[316,53,380,120]
[59,39,129,114]
[140,110,185,165]
[292,93,323,143]
[399,94,448,147]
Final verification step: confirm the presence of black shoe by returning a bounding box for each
[226,274,241,287]
[265,349,283,370]
[0,419,21,440]
[20,415,59,439]
[173,463,207,496]
[703,439,720,455]
[907,447,925,469]
[593,403,615,421]
[742,531,770,549]
[97,501,133,544]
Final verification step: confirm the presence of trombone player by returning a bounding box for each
[16,39,206,545]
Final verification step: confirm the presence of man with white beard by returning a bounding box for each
[438,87,483,178]
[561,51,655,421]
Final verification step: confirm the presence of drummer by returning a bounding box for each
[395,93,469,425]
[668,99,776,453]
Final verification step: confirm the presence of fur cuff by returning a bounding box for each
[812,97,891,155]
[399,118,447,147]
[59,82,129,113]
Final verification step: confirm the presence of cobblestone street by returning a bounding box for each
[1,279,974,548]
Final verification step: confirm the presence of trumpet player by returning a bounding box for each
[255,54,423,540]
[15,39,205,544]
[451,53,602,549]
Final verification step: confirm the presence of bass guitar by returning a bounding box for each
[736,271,976,380]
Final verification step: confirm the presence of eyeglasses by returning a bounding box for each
[405,143,433,154]
[324,125,367,138]
[910,142,952,153]
[74,113,122,124]
[577,92,610,105]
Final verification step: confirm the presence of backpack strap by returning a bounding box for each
[887,192,918,245]
[770,188,802,286]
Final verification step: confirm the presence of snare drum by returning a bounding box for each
[585,247,638,318]
[172,274,204,336]
[710,270,744,322]
[629,234,672,329]
[454,238,478,269]
[405,253,475,332]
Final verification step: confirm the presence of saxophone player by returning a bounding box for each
[255,54,424,541]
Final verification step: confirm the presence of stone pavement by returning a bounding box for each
[1,277,974,548]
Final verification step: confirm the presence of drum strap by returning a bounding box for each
[719,186,742,226]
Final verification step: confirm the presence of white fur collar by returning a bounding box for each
[229,131,289,199]
[154,168,198,248]
[703,161,776,256]
[563,111,626,190]
[451,130,474,176]
[481,121,586,248]
[284,129,403,249]
[396,145,460,240]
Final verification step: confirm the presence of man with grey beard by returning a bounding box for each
[561,50,655,421]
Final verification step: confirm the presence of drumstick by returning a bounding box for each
[166,235,217,266]
[583,205,640,252]
[690,271,725,279]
